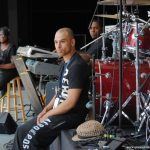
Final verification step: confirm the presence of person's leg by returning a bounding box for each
[13,117,37,150]
[22,113,85,150]
[0,70,6,96]
[0,69,18,97]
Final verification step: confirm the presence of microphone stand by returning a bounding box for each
[88,3,99,29]
[118,0,123,129]
[134,13,140,121]
[91,55,96,120]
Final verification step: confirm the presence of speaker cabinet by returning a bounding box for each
[0,112,18,134]
[45,81,58,105]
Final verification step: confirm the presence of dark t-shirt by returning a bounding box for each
[0,44,17,64]
[53,52,90,116]
[87,38,113,59]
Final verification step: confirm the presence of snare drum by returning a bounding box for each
[94,59,150,115]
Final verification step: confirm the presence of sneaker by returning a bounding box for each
[3,139,14,150]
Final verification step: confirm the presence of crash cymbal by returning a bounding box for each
[126,0,150,5]
[95,14,119,19]
[97,0,150,5]
[97,0,114,5]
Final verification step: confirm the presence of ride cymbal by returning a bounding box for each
[95,14,119,19]
[97,0,150,5]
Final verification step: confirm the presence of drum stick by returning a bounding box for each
[80,25,118,50]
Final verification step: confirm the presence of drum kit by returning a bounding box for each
[82,0,150,142]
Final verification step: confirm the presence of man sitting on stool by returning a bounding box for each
[12,27,90,150]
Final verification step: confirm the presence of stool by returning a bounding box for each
[0,77,26,122]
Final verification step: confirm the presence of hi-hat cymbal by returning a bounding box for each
[98,0,150,5]
[95,14,119,19]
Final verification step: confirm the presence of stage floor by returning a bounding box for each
[0,89,149,150]
[0,89,34,150]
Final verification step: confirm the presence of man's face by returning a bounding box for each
[89,21,102,39]
[54,31,75,58]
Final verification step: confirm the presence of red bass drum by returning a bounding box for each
[94,59,150,116]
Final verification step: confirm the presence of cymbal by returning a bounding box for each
[98,0,150,5]
[95,14,119,19]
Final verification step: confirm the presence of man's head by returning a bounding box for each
[89,19,102,39]
[0,26,10,43]
[54,27,76,61]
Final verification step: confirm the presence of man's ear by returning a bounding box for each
[71,38,75,47]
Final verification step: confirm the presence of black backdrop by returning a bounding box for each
[18,0,98,50]
[0,0,149,51]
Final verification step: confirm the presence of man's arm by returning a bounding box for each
[44,95,56,111]
[37,95,56,124]
[39,89,82,123]
[0,63,16,69]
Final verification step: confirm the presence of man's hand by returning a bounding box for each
[37,107,48,124]
[38,113,49,123]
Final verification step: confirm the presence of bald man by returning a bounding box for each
[12,27,90,150]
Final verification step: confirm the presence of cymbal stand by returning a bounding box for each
[122,18,132,59]
[107,74,149,126]
[91,55,96,120]
[146,103,150,145]
[101,33,107,61]
[132,13,141,121]
[101,93,114,125]
[138,91,150,133]
[110,29,119,59]
[107,92,135,126]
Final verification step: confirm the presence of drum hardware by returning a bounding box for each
[91,56,96,119]
[136,92,150,145]
[101,33,107,61]
[148,11,150,18]
[146,111,150,145]
[123,12,150,124]
[138,102,150,133]
[106,69,150,126]
[137,91,150,144]
[94,59,149,128]
[107,91,136,126]
[80,24,118,50]
[101,93,114,125]
[110,29,120,59]
[95,72,111,78]
[133,13,143,121]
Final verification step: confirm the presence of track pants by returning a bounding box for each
[12,113,85,150]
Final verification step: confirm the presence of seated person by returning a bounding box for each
[0,26,18,98]
[12,27,90,149]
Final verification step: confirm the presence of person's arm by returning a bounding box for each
[78,52,92,63]
[37,95,56,124]
[0,63,16,69]
[0,54,16,69]
[38,88,82,123]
